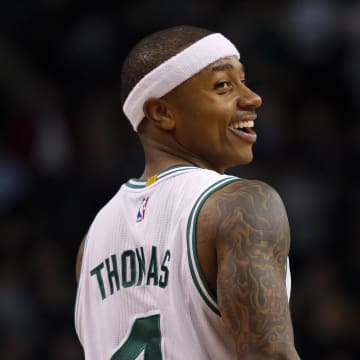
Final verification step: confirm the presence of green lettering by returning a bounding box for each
[105,255,120,295]
[146,246,158,286]
[122,250,136,288]
[90,262,106,300]
[159,250,171,288]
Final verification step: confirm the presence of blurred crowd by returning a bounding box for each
[0,0,359,359]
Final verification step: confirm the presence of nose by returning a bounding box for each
[237,86,262,110]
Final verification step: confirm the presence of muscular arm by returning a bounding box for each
[205,180,300,359]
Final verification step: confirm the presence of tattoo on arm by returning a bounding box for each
[214,180,300,359]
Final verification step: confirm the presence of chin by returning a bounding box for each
[223,154,253,171]
[216,147,254,172]
[241,157,253,165]
[236,157,253,166]
[236,148,254,165]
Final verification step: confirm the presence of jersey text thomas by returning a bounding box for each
[90,246,171,300]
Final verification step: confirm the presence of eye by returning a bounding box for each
[240,79,246,84]
[214,81,232,93]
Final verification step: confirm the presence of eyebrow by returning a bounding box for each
[211,62,245,74]
[211,63,234,73]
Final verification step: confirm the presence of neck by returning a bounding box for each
[139,133,221,179]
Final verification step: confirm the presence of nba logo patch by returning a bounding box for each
[136,197,149,222]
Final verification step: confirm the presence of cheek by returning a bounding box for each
[176,105,217,137]
[176,110,228,155]
[173,95,233,145]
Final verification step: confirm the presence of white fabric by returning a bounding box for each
[123,33,240,131]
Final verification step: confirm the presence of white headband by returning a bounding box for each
[123,33,240,131]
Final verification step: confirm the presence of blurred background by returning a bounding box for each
[0,0,359,358]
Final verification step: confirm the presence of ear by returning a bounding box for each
[143,98,176,131]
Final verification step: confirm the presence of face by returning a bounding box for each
[163,55,262,172]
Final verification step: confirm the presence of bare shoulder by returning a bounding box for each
[206,179,290,256]
[199,179,299,359]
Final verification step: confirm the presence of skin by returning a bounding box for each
[198,180,299,359]
[138,56,261,177]
[76,55,300,359]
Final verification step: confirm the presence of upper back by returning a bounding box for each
[75,165,239,360]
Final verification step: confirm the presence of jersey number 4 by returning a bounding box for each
[111,314,163,359]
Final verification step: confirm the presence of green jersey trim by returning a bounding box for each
[186,177,241,316]
[125,165,198,189]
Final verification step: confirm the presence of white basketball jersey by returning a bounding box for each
[75,165,291,360]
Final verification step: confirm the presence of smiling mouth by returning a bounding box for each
[229,120,254,133]
[228,119,257,143]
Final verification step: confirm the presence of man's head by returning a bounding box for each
[121,25,262,172]
[121,25,211,113]
[122,25,240,131]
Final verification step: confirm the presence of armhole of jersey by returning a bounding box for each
[74,233,90,341]
[186,176,240,316]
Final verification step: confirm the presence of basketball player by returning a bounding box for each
[75,25,300,359]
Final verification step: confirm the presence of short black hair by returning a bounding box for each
[120,25,212,105]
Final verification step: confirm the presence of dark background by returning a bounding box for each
[0,0,359,359]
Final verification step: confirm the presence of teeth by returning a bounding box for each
[231,120,254,129]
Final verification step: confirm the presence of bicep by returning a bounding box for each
[215,181,297,358]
